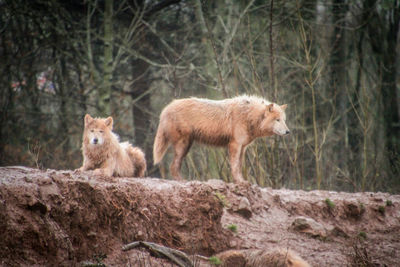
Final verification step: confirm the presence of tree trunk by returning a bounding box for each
[130,60,153,175]
[381,7,400,175]
[99,0,113,116]
[367,0,400,176]
[329,0,348,173]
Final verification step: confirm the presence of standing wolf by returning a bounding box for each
[78,114,146,177]
[153,95,290,182]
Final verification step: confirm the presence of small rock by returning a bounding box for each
[87,231,97,237]
[290,216,328,238]
[238,197,250,210]
[330,226,349,238]
[229,240,238,248]
[137,230,144,238]
[234,197,252,219]
[178,219,187,226]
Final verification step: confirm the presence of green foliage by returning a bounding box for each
[209,256,222,265]
[214,192,229,208]
[325,198,335,210]
[378,205,385,215]
[81,253,107,267]
[386,200,393,206]
[358,231,367,239]
[81,262,106,267]
[93,253,107,266]
[226,224,238,233]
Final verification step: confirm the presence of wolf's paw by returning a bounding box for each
[93,169,104,176]
[74,168,83,173]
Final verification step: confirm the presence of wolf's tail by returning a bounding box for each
[126,146,147,177]
[153,124,169,165]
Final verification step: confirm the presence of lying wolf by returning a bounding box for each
[78,114,146,177]
[216,248,311,267]
[153,95,290,182]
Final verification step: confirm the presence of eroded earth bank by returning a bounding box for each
[0,167,399,266]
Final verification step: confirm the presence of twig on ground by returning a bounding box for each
[122,241,194,267]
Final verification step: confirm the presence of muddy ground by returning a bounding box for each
[0,166,399,266]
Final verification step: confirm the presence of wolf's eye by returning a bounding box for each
[99,130,104,133]
[90,130,94,133]
[276,119,280,122]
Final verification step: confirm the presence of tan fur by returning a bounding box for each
[78,114,146,177]
[217,250,247,266]
[217,249,311,267]
[153,95,289,182]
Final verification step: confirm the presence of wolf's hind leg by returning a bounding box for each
[170,138,192,180]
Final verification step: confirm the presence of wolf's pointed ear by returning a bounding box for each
[267,103,274,112]
[105,116,113,129]
[84,114,93,125]
[281,104,287,111]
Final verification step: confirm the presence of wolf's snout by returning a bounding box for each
[93,138,98,144]
[285,130,290,135]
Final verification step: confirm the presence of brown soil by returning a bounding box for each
[0,166,399,266]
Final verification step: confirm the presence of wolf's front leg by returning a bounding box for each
[93,168,113,176]
[229,141,245,183]
[76,158,93,172]
[93,159,115,177]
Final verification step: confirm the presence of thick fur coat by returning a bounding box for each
[153,95,289,182]
[217,248,311,267]
[79,114,146,177]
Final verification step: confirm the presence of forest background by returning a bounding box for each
[1,0,399,193]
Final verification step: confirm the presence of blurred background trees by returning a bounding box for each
[1,0,399,193]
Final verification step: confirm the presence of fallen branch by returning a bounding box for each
[122,241,194,267]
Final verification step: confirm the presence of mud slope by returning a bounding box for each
[0,167,399,266]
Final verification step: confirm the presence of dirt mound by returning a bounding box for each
[0,167,231,266]
[0,167,399,266]
[215,182,400,266]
